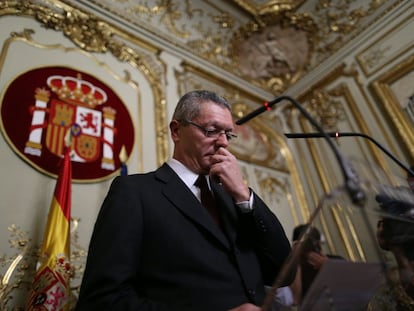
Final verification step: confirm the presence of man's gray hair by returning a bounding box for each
[172,90,231,121]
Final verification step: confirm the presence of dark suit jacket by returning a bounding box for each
[75,163,292,311]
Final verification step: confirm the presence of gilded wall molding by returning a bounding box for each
[297,116,368,261]
[308,0,390,64]
[307,89,345,130]
[371,54,414,164]
[282,63,396,261]
[297,59,403,169]
[254,168,302,227]
[294,61,406,173]
[329,83,391,174]
[356,11,414,77]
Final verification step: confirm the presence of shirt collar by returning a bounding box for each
[167,158,199,189]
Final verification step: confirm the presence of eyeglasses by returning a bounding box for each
[183,119,237,141]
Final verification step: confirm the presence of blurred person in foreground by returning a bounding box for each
[374,180,414,308]
[75,90,293,311]
[289,224,344,306]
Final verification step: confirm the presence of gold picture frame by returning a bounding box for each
[371,54,414,164]
[356,14,414,77]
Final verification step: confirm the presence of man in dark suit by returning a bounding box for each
[75,90,292,311]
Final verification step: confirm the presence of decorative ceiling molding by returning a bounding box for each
[5,0,405,95]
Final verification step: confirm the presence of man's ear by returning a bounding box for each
[170,120,180,141]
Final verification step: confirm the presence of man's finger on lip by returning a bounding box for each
[211,153,221,160]
[215,146,227,154]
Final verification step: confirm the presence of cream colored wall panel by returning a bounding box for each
[357,12,414,77]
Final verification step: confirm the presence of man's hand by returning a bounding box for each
[306,251,328,270]
[210,147,250,202]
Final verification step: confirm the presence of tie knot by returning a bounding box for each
[195,175,209,190]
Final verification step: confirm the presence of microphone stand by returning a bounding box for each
[285,132,414,177]
[236,95,366,206]
[236,96,391,311]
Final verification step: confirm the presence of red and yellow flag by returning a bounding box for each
[26,134,72,311]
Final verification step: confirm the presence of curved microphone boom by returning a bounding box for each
[236,95,366,206]
[285,132,414,177]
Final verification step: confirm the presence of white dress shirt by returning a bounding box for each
[166,158,253,211]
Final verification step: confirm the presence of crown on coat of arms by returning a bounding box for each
[47,74,107,108]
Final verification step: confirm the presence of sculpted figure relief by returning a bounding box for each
[235,25,310,83]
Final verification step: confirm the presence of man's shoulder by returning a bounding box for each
[114,163,176,184]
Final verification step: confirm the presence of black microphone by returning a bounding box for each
[235,95,366,206]
[285,132,414,177]
[235,100,279,125]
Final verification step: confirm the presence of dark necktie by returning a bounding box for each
[195,175,222,227]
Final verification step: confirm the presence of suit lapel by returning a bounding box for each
[156,164,231,249]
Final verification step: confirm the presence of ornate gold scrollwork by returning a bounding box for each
[0,222,87,309]
[308,88,345,130]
